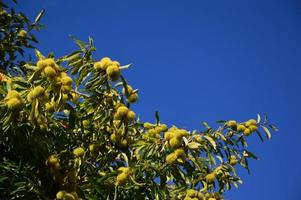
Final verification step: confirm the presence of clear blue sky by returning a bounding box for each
[12,0,301,199]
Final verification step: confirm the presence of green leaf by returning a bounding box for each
[187,142,201,150]
[268,124,279,132]
[69,35,86,50]
[119,64,131,70]
[203,135,216,150]
[202,122,211,130]
[34,9,45,24]
[237,135,248,147]
[60,51,82,63]
[28,70,40,82]
[243,150,258,160]
[264,114,268,123]
[155,111,160,125]
[257,114,261,124]
[261,125,272,139]
[120,152,129,164]
[89,36,94,46]
[215,131,227,141]
[255,130,264,142]
[120,76,130,96]
[34,49,45,59]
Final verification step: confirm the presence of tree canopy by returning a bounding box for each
[0,2,277,200]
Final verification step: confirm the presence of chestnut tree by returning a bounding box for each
[0,2,277,200]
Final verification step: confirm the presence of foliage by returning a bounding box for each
[0,2,278,200]
[0,0,44,74]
